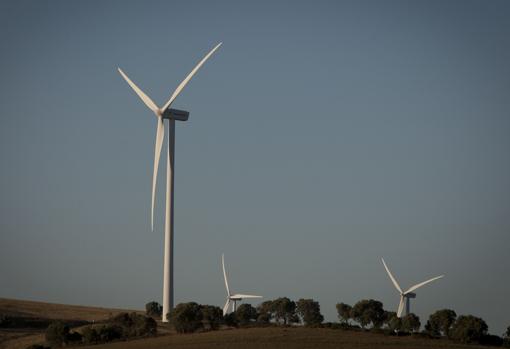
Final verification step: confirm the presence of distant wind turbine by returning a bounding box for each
[381,258,444,318]
[118,42,222,322]
[222,254,262,315]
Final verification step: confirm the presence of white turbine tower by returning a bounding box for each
[222,254,262,315]
[381,258,444,318]
[118,43,222,322]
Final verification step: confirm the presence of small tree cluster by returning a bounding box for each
[45,321,82,347]
[168,303,223,333]
[350,299,385,329]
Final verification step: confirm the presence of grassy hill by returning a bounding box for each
[0,298,494,349]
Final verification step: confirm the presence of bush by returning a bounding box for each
[45,321,69,347]
[200,305,223,331]
[82,326,100,344]
[98,324,123,342]
[169,302,203,333]
[480,334,504,346]
[450,315,488,344]
[235,304,257,325]
[224,312,238,327]
[145,301,163,318]
[110,312,157,338]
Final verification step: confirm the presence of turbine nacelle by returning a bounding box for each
[162,108,190,121]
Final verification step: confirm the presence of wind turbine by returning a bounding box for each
[381,258,444,318]
[222,254,262,315]
[118,43,222,322]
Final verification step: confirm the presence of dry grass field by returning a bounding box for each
[0,298,140,349]
[0,298,494,349]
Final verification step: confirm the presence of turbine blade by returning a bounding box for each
[382,258,403,293]
[222,299,230,316]
[222,254,230,296]
[397,295,405,318]
[405,275,444,294]
[118,68,159,113]
[231,294,262,299]
[162,42,222,111]
[150,118,165,230]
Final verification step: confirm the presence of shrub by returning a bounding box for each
[169,302,203,333]
[110,312,157,338]
[97,324,123,342]
[145,301,163,318]
[235,304,257,325]
[200,305,223,331]
[450,315,488,344]
[224,312,238,327]
[45,321,69,347]
[82,326,100,344]
[480,334,504,346]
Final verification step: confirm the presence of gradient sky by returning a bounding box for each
[1,0,509,335]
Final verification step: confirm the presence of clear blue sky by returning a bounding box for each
[1,0,509,334]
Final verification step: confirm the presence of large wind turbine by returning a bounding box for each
[118,43,222,322]
[222,254,262,315]
[381,258,444,318]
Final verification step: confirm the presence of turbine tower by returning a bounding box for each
[381,258,444,318]
[222,254,262,315]
[118,43,222,322]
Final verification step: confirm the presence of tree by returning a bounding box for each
[257,300,274,323]
[503,326,510,348]
[168,302,203,333]
[145,301,163,318]
[450,315,488,344]
[200,305,223,330]
[271,297,297,325]
[401,313,420,333]
[45,321,70,347]
[425,309,456,337]
[350,299,385,329]
[296,298,324,326]
[386,312,402,332]
[235,304,257,325]
[336,303,352,324]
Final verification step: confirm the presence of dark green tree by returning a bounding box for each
[82,326,100,344]
[386,312,402,332]
[296,298,324,326]
[336,303,352,324]
[450,315,488,344]
[271,297,297,325]
[200,305,223,330]
[425,309,457,337]
[256,300,274,323]
[401,313,421,333]
[145,301,163,318]
[168,302,203,333]
[350,299,385,329]
[235,304,257,325]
